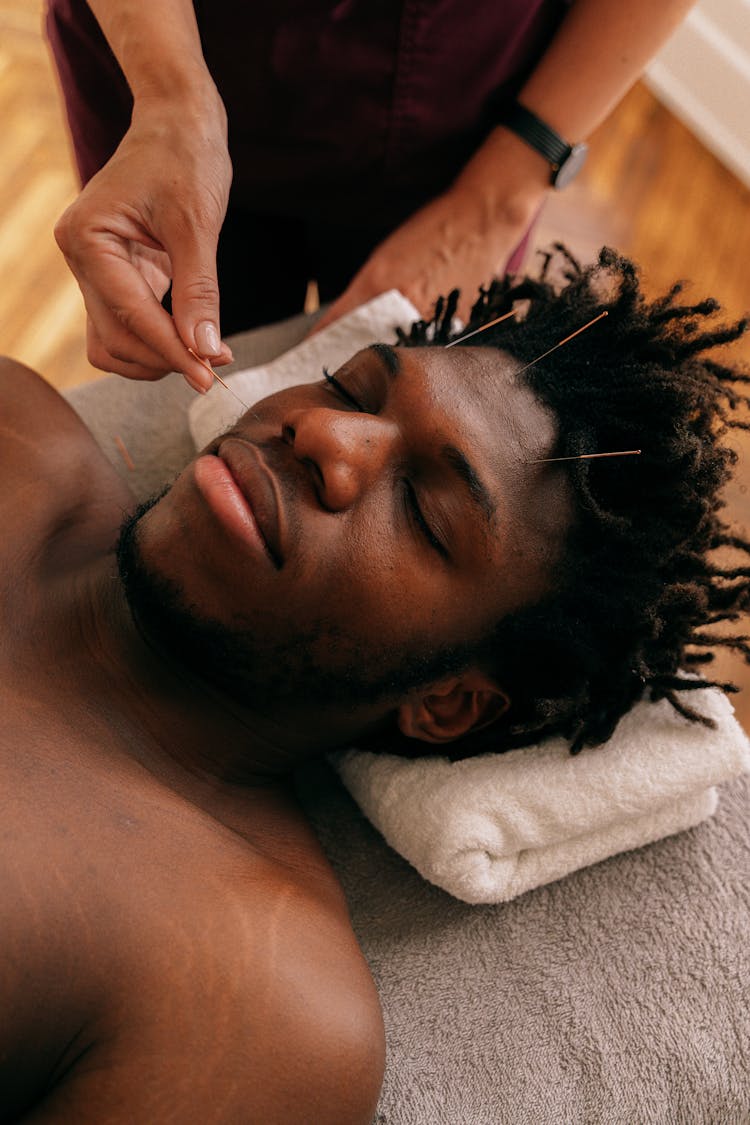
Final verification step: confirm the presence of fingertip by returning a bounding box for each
[212,342,233,367]
[184,372,209,394]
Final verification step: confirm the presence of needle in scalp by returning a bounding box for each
[440,303,633,465]
[516,311,640,463]
[530,449,642,465]
[444,309,516,348]
[516,310,608,374]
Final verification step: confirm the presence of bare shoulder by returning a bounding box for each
[138,868,386,1124]
[6,810,385,1124]
[1,354,94,448]
[0,355,132,516]
[239,875,386,1124]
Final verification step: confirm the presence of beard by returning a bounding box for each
[115,491,474,722]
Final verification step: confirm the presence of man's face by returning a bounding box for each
[120,344,570,738]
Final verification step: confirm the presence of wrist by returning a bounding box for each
[135,60,226,118]
[132,78,228,146]
[453,127,550,231]
[86,1,218,107]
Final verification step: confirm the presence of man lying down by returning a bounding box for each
[2,247,748,1122]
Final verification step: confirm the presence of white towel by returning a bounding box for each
[189,290,420,449]
[334,688,750,904]
[187,296,750,906]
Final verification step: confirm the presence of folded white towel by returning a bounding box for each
[189,290,420,449]
[335,688,750,904]
[187,295,750,905]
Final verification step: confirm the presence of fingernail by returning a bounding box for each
[196,321,221,357]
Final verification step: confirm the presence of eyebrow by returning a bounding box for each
[367,342,401,376]
[441,444,496,526]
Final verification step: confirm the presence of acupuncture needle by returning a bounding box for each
[187,347,256,415]
[114,433,136,471]
[439,305,638,466]
[530,449,642,464]
[515,311,608,374]
[112,352,255,473]
[444,309,516,347]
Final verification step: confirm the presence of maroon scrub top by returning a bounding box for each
[46,0,566,229]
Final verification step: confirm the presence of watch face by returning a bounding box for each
[553,142,589,190]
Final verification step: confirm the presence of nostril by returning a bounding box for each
[302,456,327,501]
[281,422,296,444]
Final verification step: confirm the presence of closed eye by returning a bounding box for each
[322,367,366,412]
[324,366,446,557]
[402,479,449,558]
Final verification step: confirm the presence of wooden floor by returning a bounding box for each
[3,0,750,726]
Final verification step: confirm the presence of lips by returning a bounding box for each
[217,437,286,568]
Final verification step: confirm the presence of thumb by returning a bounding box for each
[169,228,226,360]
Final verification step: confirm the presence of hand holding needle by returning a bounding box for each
[113,349,255,474]
[187,347,255,414]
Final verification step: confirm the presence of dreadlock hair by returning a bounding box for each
[396,245,750,757]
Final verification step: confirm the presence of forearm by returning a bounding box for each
[85,0,222,115]
[54,1,234,380]
[455,0,695,221]
[518,0,696,139]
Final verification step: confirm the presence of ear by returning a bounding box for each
[396,671,510,745]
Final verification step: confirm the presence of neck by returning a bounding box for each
[72,553,309,793]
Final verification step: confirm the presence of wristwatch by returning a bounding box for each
[499,102,589,190]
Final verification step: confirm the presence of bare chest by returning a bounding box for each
[0,693,355,1118]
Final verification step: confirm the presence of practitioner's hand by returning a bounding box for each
[310,186,539,328]
[311,129,550,334]
[54,95,234,390]
[311,191,526,332]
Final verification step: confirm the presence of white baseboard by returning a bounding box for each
[645,1,750,189]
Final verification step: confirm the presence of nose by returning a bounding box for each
[282,406,398,511]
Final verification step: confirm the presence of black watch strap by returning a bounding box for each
[499,102,588,189]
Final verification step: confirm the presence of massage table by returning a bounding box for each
[67,311,750,1125]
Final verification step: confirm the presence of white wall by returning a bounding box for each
[645,0,750,187]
